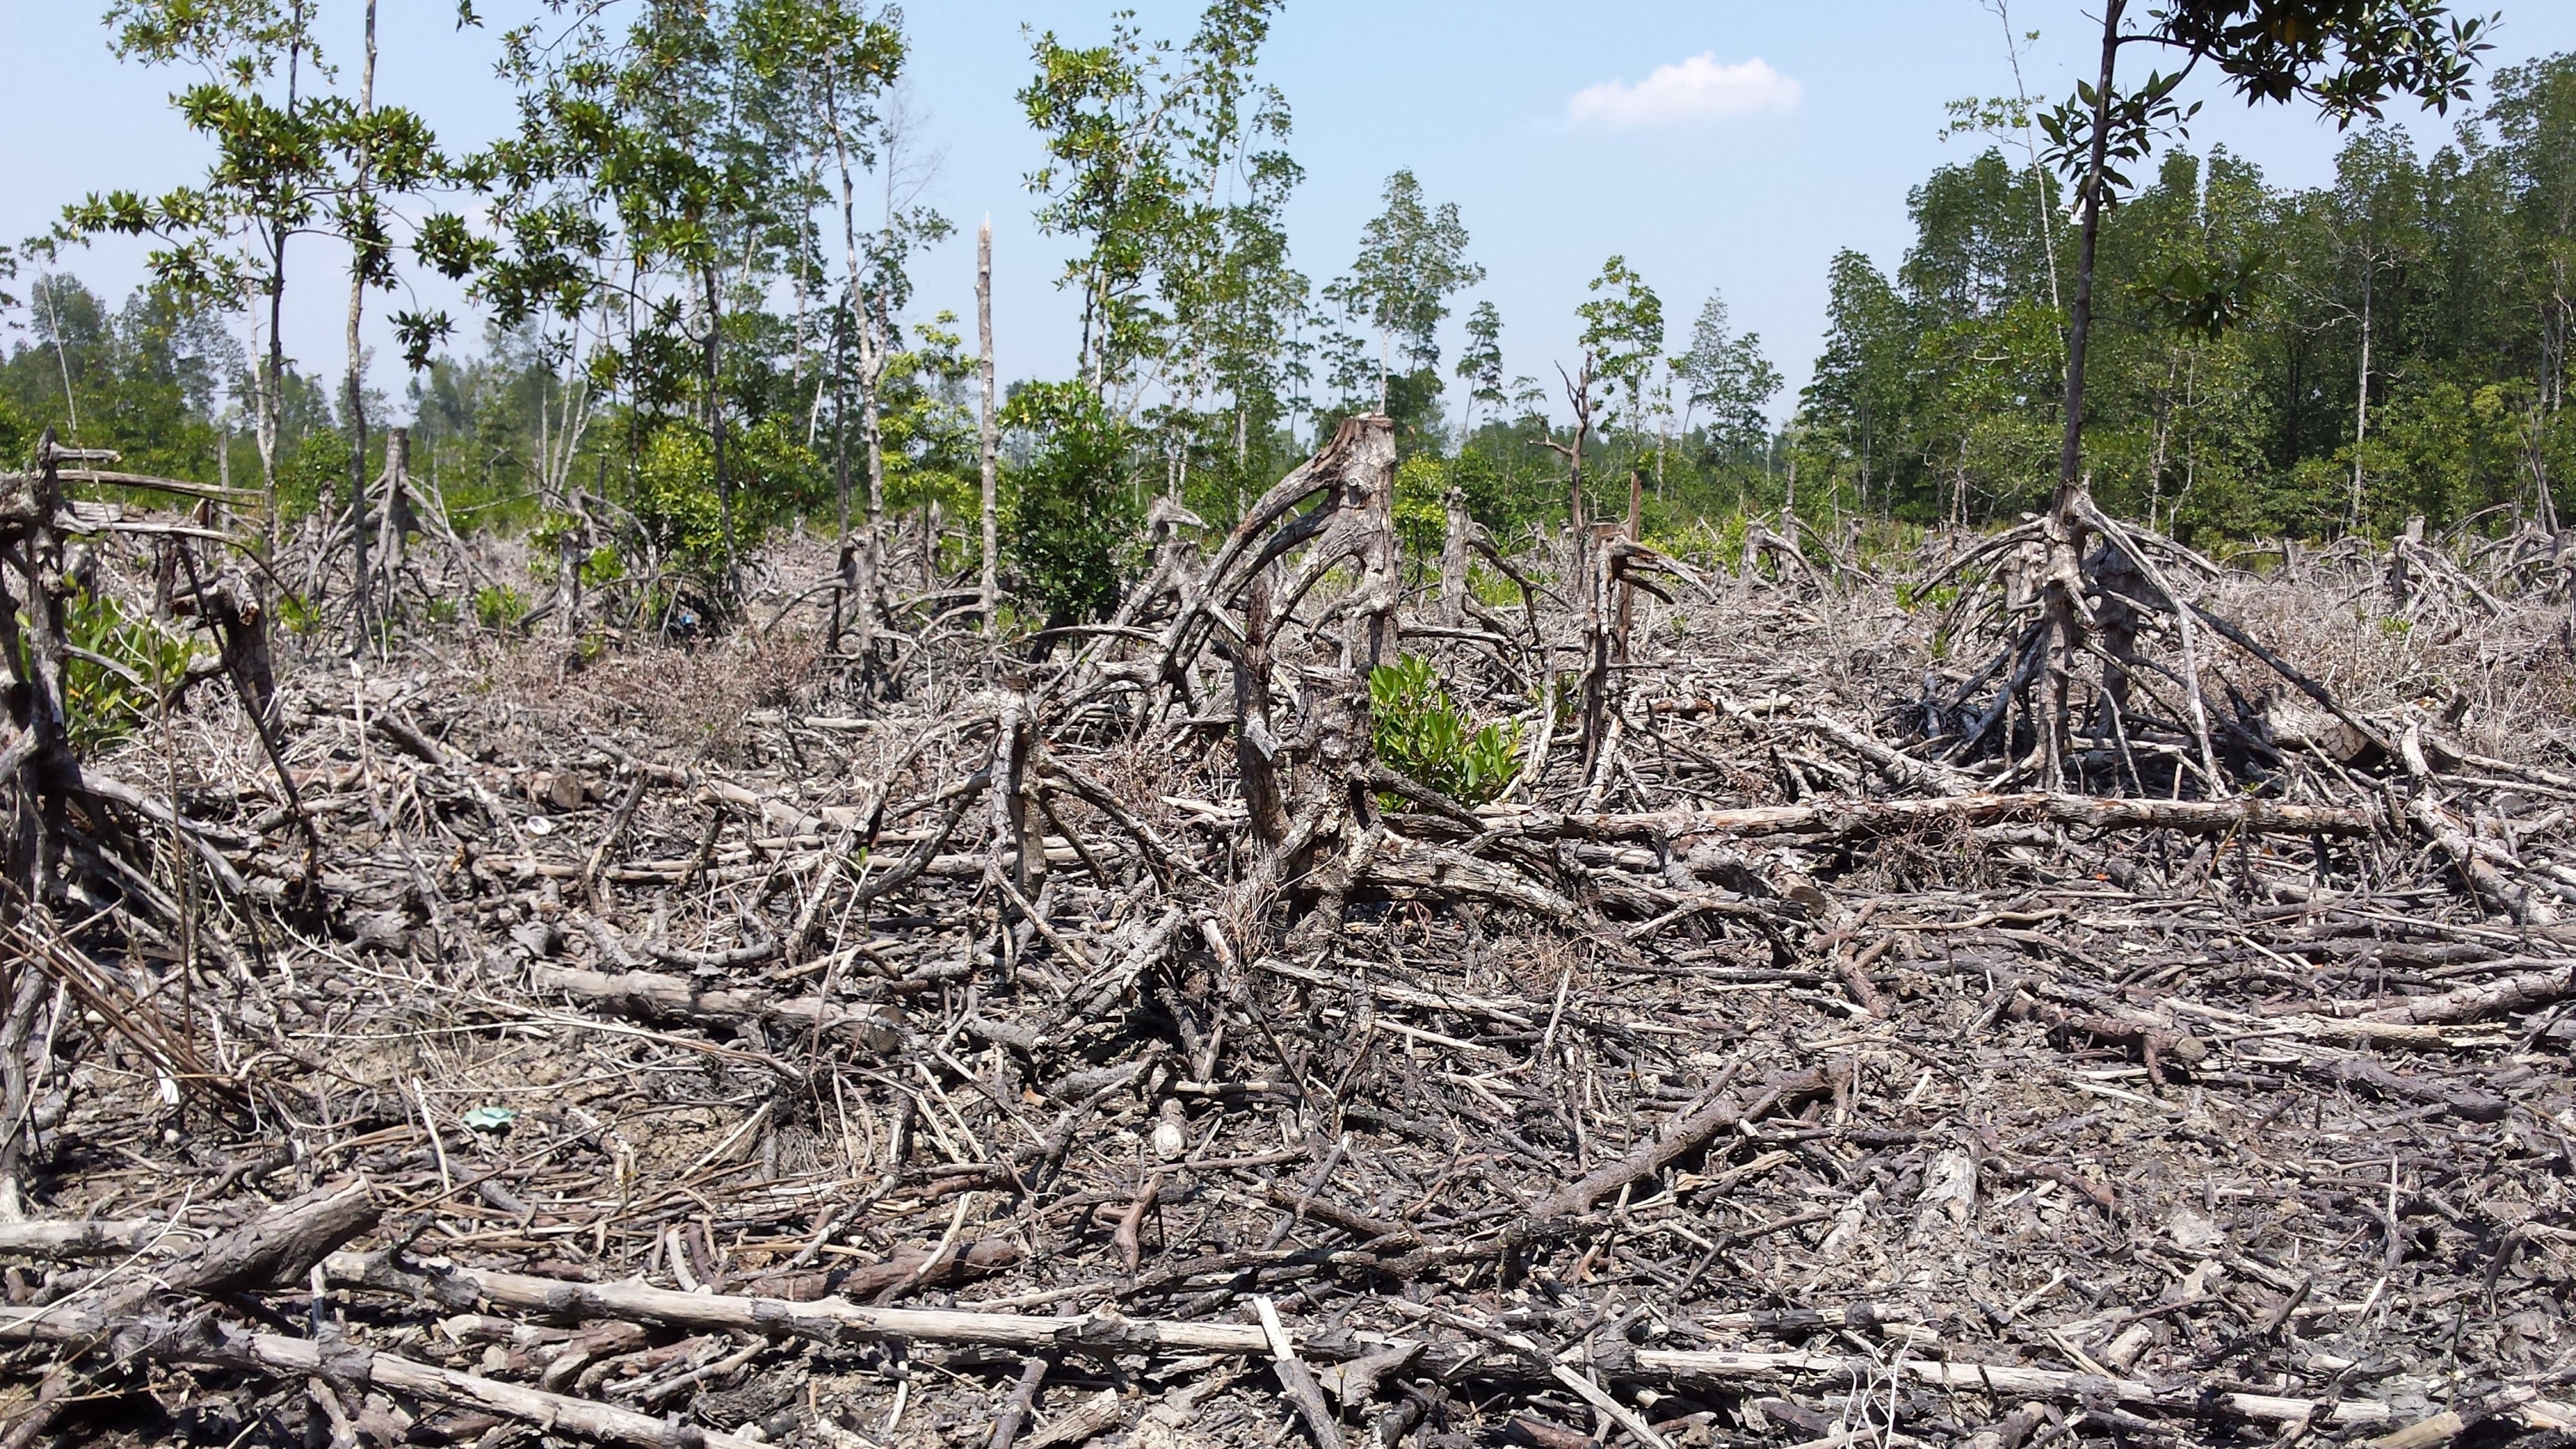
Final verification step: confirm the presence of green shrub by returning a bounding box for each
[1393,456,1449,558]
[580,545,625,589]
[1369,654,1521,806]
[1002,383,1141,630]
[473,584,527,632]
[1467,562,1528,611]
[273,592,321,636]
[634,428,737,586]
[62,586,198,746]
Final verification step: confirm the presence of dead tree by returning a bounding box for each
[0,435,79,902]
[1153,412,1401,710]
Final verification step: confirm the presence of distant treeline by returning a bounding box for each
[3,17,2569,619]
[1790,52,2576,544]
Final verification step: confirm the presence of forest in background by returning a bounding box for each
[0,1,2569,628]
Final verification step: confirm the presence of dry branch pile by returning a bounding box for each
[6,421,2576,1449]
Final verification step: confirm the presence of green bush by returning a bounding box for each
[1002,382,1141,630]
[1369,654,1521,806]
[634,427,737,587]
[62,585,198,746]
[273,591,321,636]
[274,437,348,527]
[1393,456,1449,558]
[527,510,629,594]
[473,584,528,632]
[1449,445,1559,542]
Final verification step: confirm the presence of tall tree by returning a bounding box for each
[1942,0,2066,315]
[2489,53,2576,521]
[1021,13,1187,393]
[1798,252,1909,516]
[1455,300,1504,438]
[1577,255,1665,474]
[741,0,924,646]
[1323,169,1483,419]
[978,217,1000,642]
[75,0,333,539]
[1674,290,1782,470]
[1021,0,1305,507]
[2315,126,2425,528]
[2030,0,2488,783]
[477,0,812,596]
[77,0,465,578]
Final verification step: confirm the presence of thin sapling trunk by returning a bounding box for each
[343,0,379,655]
[978,217,1000,647]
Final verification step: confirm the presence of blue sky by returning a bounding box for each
[8,0,2573,429]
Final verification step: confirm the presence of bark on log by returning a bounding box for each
[531,964,890,1049]
[1483,792,2375,846]
[2360,965,2576,1026]
[1527,1067,1822,1223]
[0,1306,758,1449]
[0,1219,173,1258]
[1636,1348,2413,1427]
[2309,1057,2508,1122]
[1361,836,1581,920]
[744,1238,1023,1303]
[307,1253,2495,1429]
[166,1179,376,1295]
[2408,794,2558,926]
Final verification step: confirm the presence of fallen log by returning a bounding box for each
[531,963,893,1050]
[1635,1348,2420,1428]
[0,1219,179,1258]
[0,1306,759,1449]
[743,1237,1022,1302]
[2408,794,2558,926]
[1479,792,2377,846]
[2360,964,2576,1026]
[169,1178,378,1295]
[310,1253,2512,1430]
[0,1189,368,1286]
[1526,1064,1819,1223]
[2305,1057,2510,1123]
[326,1251,1293,1355]
[1362,835,1582,919]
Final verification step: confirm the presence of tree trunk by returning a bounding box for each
[380,427,409,588]
[1234,573,1288,846]
[978,218,1001,646]
[343,0,379,656]
[2042,0,2125,788]
[1,435,78,899]
[826,87,867,655]
[1616,468,1643,659]
[2351,265,2373,533]
[1439,486,1472,627]
[856,297,888,660]
[702,264,736,589]
[1561,352,1595,602]
[831,295,852,653]
[259,14,308,557]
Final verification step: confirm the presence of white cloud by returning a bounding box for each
[1566,54,1801,128]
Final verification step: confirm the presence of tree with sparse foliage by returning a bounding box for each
[1323,169,1482,429]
